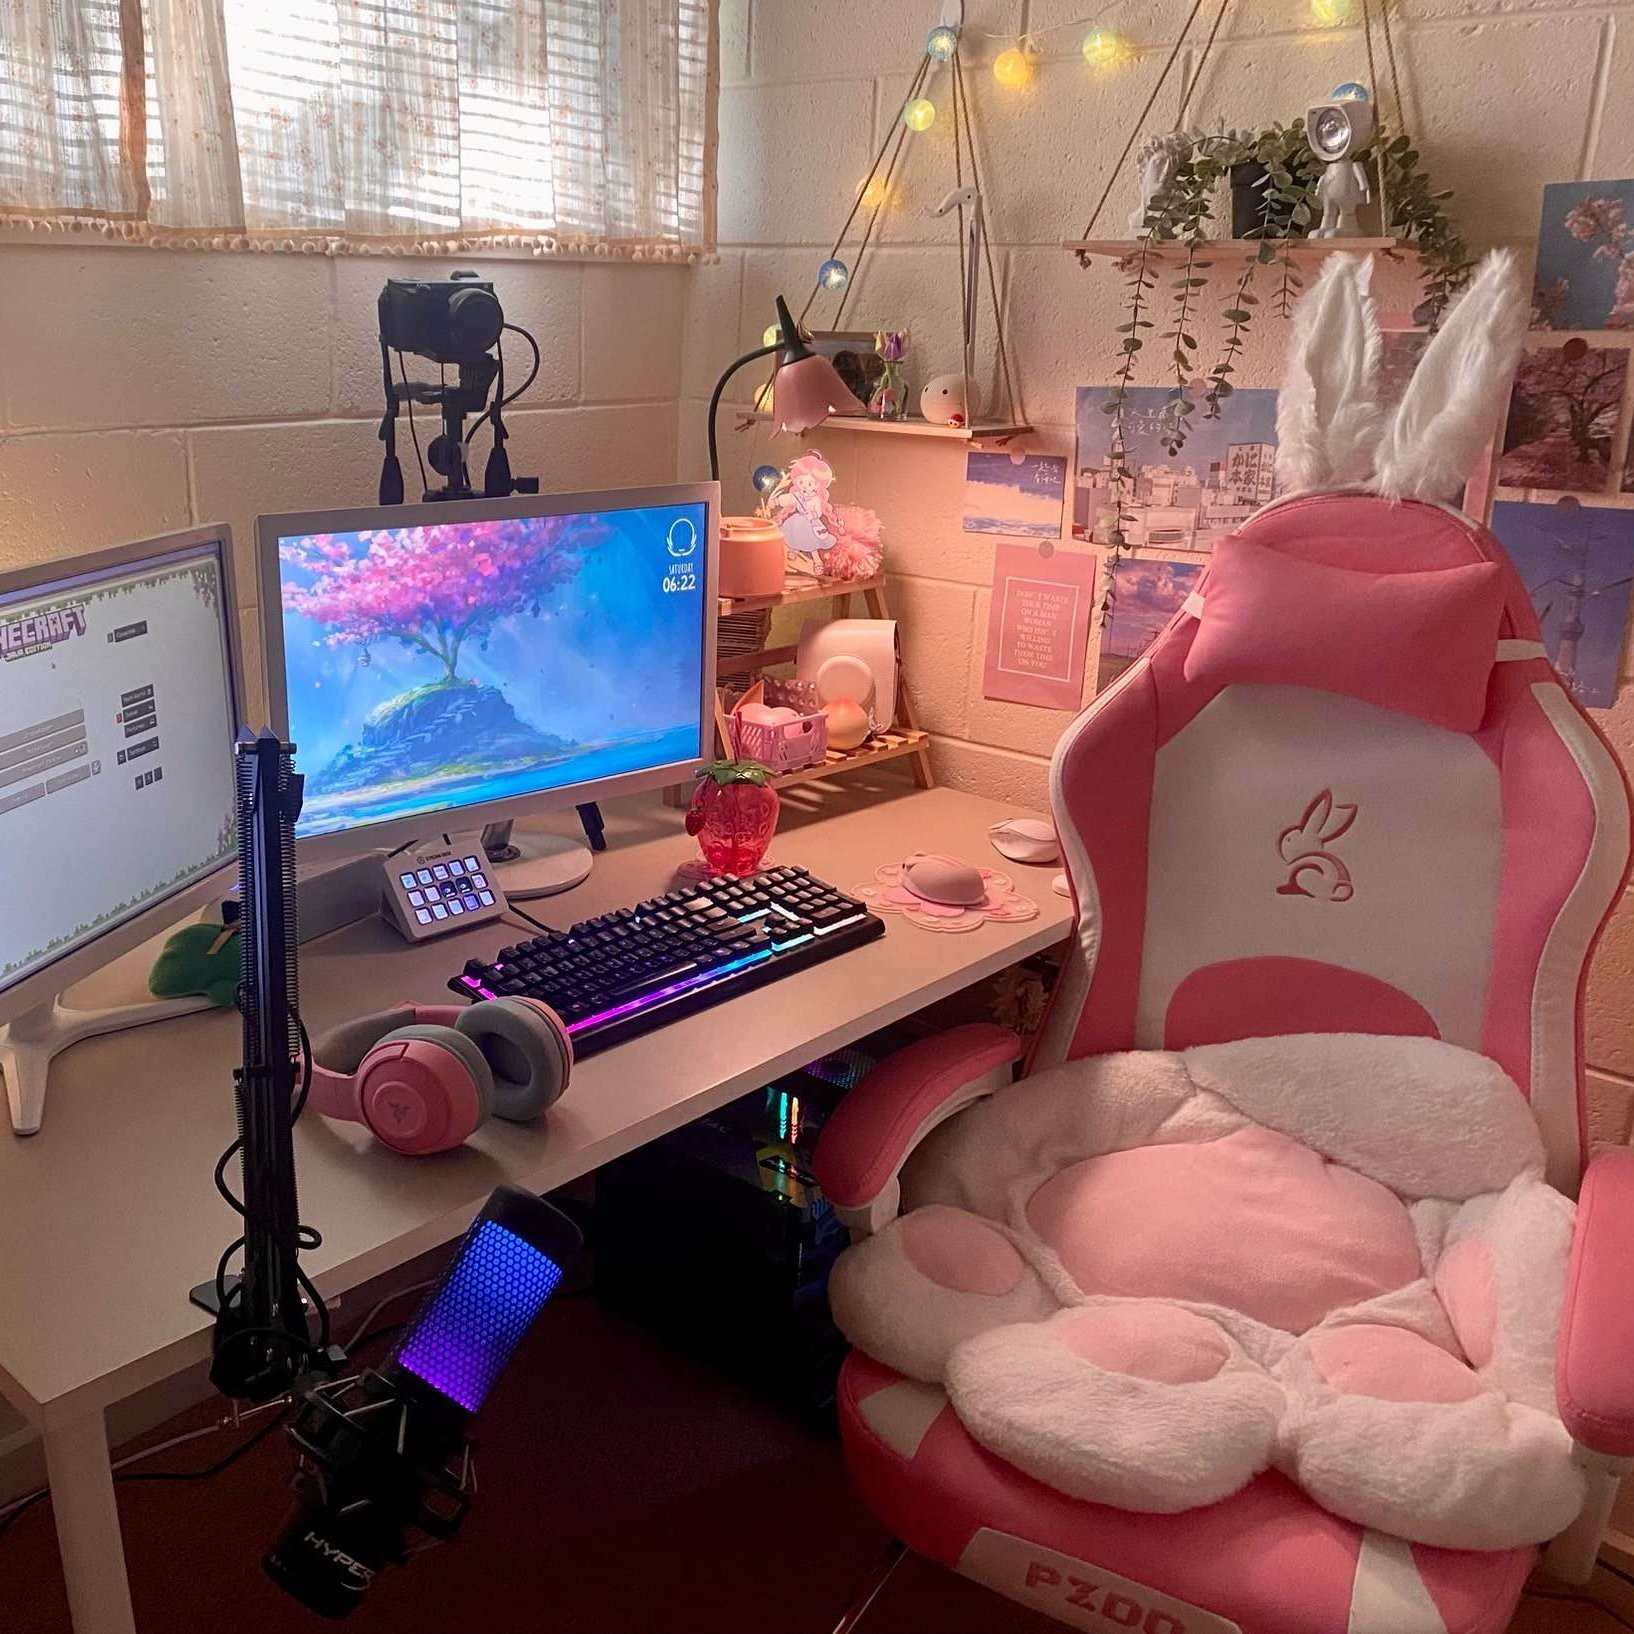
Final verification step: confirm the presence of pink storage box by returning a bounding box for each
[730,705,828,773]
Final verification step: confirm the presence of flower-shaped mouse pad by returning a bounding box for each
[857,853,1040,934]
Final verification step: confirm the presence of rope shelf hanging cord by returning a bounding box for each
[952,49,1022,426]
[1077,0,1211,242]
[1175,0,1233,129]
[748,27,1025,434]
[1360,0,1410,235]
[797,55,932,328]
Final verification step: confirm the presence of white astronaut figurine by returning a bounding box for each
[1311,158,1371,238]
[1305,93,1378,240]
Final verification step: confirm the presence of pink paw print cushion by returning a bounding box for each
[827,1032,1583,1551]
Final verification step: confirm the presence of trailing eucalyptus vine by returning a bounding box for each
[1378,133,1473,324]
[1101,235,1158,584]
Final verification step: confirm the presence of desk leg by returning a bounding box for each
[43,1409,137,1634]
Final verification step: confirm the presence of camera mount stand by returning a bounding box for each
[378,348,540,506]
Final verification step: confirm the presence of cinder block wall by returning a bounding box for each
[687,0,1634,1141]
[0,248,686,725]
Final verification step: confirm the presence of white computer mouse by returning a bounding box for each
[988,817,1060,866]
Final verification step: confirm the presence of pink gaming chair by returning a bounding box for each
[813,257,1634,1634]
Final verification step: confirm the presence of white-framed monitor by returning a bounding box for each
[0,525,245,1133]
[256,485,719,878]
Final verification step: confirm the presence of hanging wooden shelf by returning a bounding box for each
[742,411,1032,445]
[1062,236,1408,268]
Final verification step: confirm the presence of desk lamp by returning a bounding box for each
[707,295,865,480]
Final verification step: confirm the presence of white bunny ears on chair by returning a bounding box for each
[1274,249,1530,501]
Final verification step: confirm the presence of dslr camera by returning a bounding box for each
[377,272,504,367]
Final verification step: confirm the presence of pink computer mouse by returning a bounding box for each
[900,853,986,907]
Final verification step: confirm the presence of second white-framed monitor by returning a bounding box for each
[257,485,720,867]
[0,525,246,1133]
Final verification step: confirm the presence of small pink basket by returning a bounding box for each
[730,705,829,773]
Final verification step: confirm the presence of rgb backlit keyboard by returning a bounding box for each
[449,866,884,1056]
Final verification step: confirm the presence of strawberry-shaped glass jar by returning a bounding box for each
[685,759,780,876]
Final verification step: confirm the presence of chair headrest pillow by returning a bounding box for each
[1183,533,1505,732]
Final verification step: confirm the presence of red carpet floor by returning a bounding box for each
[0,1298,1616,1633]
[0,1298,1059,1634]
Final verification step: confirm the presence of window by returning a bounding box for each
[0,0,715,258]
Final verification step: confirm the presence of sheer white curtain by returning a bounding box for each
[0,0,716,257]
[0,0,132,216]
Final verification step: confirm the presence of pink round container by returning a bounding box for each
[718,516,787,599]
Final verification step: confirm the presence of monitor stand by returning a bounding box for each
[2,992,216,1136]
[481,826,593,899]
[481,816,595,901]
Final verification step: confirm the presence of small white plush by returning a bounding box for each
[920,373,980,427]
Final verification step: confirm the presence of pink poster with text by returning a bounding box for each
[982,543,1098,710]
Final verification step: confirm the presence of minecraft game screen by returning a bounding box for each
[0,542,238,995]
[274,504,710,839]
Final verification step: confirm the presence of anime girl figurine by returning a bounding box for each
[768,453,840,575]
[764,452,885,580]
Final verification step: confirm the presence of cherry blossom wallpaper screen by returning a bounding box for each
[273,504,709,837]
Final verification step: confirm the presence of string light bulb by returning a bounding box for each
[857,175,890,211]
[818,257,850,292]
[925,24,958,60]
[903,97,937,132]
[1082,28,1124,67]
[993,46,1032,88]
[753,464,781,494]
[1331,81,1370,102]
[1310,0,1354,24]
[762,323,780,346]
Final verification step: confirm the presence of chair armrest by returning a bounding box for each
[1557,1147,1634,1457]
[813,1023,1022,1234]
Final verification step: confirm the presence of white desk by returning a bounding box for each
[0,782,1071,1633]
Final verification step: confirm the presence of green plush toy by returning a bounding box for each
[148,917,241,1009]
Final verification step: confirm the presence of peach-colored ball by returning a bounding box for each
[825,696,871,751]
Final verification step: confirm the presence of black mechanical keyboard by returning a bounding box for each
[449,865,885,1056]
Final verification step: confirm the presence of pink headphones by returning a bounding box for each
[306,999,572,1156]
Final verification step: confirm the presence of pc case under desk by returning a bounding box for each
[593,1029,914,1418]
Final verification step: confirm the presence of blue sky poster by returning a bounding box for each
[964,451,1067,539]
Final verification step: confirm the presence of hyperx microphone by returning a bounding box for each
[263,1185,582,1618]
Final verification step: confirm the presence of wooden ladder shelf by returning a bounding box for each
[711,574,935,793]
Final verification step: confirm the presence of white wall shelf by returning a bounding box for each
[743,411,1032,445]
